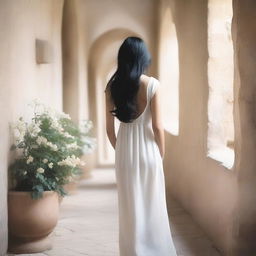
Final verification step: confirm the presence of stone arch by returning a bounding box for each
[88,28,142,166]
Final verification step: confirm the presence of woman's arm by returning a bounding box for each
[150,87,165,160]
[105,88,116,149]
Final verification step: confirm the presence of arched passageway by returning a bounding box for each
[88,28,144,166]
[1,0,256,255]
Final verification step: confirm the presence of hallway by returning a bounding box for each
[9,168,221,256]
[2,0,256,254]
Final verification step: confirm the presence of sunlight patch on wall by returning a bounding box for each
[207,0,234,169]
[158,7,179,136]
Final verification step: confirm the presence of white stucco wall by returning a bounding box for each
[0,1,64,254]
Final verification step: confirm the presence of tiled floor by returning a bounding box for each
[8,168,221,256]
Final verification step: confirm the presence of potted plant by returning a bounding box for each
[61,118,96,192]
[76,119,96,180]
[8,100,87,253]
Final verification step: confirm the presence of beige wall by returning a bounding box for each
[62,0,89,124]
[159,0,256,255]
[2,0,256,255]
[160,0,237,254]
[0,1,64,254]
[232,0,256,254]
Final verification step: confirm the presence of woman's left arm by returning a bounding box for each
[105,88,116,149]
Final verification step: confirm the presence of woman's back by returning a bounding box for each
[114,76,177,256]
[134,74,151,118]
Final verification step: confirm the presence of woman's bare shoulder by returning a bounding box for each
[140,74,153,86]
[141,74,159,83]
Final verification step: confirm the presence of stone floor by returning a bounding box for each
[9,168,221,256]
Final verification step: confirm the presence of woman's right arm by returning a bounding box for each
[105,88,116,150]
[150,86,165,160]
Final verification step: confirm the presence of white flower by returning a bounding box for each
[36,136,58,151]
[28,122,41,137]
[47,141,52,146]
[48,162,53,169]
[12,118,26,144]
[80,120,93,133]
[36,137,42,145]
[81,137,97,154]
[36,167,44,174]
[63,132,74,139]
[13,129,21,139]
[50,118,64,132]
[53,145,58,151]
[49,143,58,151]
[43,159,48,163]
[60,112,71,120]
[23,171,27,175]
[36,136,48,145]
[44,106,57,120]
[67,142,79,149]
[50,119,74,139]
[26,155,34,164]
[57,155,82,168]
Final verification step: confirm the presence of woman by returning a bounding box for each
[105,36,177,256]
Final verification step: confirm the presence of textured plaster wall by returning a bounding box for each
[0,1,64,254]
[160,0,256,255]
[232,0,256,254]
[159,0,237,255]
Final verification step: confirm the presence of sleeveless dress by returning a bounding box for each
[114,76,177,256]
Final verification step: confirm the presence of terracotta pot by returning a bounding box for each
[8,191,59,254]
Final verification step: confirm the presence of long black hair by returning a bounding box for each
[105,36,151,123]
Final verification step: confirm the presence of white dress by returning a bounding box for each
[115,76,177,256]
